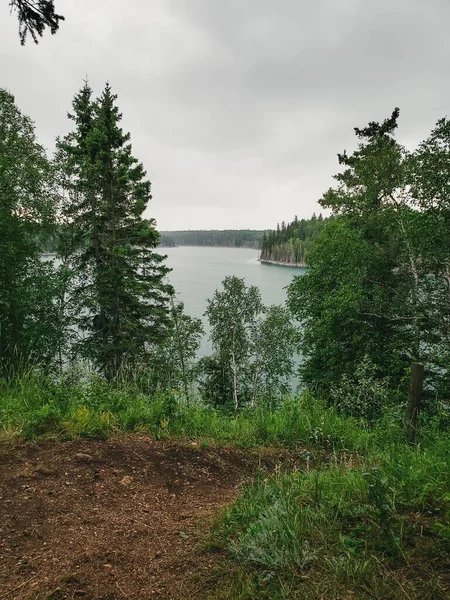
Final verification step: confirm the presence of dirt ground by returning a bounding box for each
[0,436,305,600]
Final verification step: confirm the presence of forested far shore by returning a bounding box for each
[158,229,264,248]
[159,215,328,262]
[39,228,265,251]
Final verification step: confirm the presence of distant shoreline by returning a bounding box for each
[159,244,259,250]
[259,258,307,268]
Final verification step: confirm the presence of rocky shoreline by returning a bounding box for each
[259,258,307,268]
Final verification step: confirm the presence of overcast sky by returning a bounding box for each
[1,0,449,230]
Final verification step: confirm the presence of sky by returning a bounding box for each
[1,0,449,230]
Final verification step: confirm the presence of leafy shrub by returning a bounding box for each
[331,356,392,420]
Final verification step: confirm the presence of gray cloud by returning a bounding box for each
[1,0,449,229]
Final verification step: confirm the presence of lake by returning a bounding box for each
[163,246,306,356]
[44,246,306,360]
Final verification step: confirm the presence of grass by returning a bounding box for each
[1,371,449,599]
[206,428,450,599]
[0,370,376,451]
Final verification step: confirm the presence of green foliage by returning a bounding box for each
[288,216,407,393]
[0,88,62,375]
[212,431,450,599]
[331,356,392,420]
[433,494,450,547]
[152,299,204,401]
[410,117,450,213]
[288,109,450,404]
[253,305,298,405]
[203,276,264,410]
[0,371,381,451]
[55,82,173,378]
[202,277,297,409]
[260,213,329,265]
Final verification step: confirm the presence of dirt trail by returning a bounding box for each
[0,436,303,599]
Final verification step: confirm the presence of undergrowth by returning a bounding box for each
[206,430,450,599]
[1,372,449,600]
[0,370,377,451]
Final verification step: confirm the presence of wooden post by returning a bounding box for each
[405,362,424,443]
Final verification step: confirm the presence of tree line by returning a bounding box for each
[260,214,329,265]
[159,230,264,249]
[2,85,450,417]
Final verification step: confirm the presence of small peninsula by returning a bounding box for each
[259,213,329,266]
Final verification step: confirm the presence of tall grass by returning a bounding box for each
[0,370,377,450]
[208,423,450,599]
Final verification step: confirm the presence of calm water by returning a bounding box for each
[163,246,306,356]
[44,247,306,360]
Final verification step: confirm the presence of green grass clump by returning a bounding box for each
[208,433,450,599]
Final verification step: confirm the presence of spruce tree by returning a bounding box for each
[57,82,173,378]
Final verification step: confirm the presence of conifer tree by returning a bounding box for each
[57,82,173,378]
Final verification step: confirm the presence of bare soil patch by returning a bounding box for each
[0,436,305,599]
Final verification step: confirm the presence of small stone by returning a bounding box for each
[103,563,113,569]
[119,476,133,486]
[74,453,94,463]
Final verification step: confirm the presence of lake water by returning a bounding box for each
[163,246,306,356]
[44,247,306,362]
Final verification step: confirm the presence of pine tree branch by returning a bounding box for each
[9,0,64,45]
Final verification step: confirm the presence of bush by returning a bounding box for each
[331,356,392,420]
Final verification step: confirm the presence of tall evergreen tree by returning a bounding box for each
[57,82,173,378]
